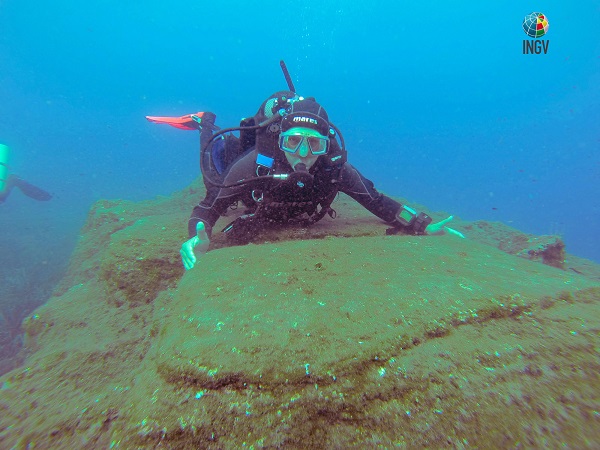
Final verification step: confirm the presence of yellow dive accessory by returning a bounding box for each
[0,143,10,194]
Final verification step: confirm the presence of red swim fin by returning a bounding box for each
[145,112,217,131]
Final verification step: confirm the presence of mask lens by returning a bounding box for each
[280,134,302,153]
[279,133,329,155]
[307,137,328,155]
[285,135,303,149]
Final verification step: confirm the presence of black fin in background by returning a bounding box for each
[13,177,52,201]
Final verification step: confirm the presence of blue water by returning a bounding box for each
[0,0,598,318]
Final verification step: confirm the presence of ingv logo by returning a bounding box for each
[522,12,550,55]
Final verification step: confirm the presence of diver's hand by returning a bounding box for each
[425,215,465,238]
[180,222,210,270]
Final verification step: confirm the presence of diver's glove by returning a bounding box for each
[180,222,210,270]
[425,215,465,238]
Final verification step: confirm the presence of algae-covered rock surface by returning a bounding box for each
[1,178,599,448]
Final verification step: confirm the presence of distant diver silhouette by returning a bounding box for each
[0,143,52,204]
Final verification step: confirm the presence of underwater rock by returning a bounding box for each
[515,235,566,269]
[0,179,599,448]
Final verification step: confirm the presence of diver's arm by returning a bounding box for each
[338,163,463,237]
[337,163,427,233]
[188,150,259,238]
[182,151,259,270]
[183,190,240,270]
[188,186,240,238]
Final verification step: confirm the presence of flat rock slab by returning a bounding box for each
[1,180,599,448]
[156,236,591,387]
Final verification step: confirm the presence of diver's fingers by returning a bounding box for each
[437,215,454,227]
[180,249,194,270]
[180,249,191,270]
[180,238,198,270]
[445,227,465,239]
[182,258,194,271]
[196,221,209,241]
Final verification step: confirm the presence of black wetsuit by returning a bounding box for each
[188,147,428,240]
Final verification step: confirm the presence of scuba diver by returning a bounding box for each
[0,144,52,204]
[147,63,464,270]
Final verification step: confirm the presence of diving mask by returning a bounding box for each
[279,132,329,156]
